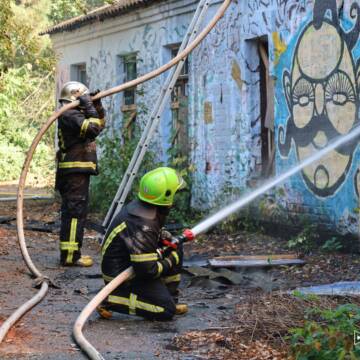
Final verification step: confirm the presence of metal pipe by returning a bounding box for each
[0,0,232,349]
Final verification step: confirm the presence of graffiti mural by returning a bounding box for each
[279,0,360,197]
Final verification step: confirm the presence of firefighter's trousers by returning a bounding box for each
[104,268,182,321]
[57,173,90,265]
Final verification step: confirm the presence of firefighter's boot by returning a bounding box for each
[175,303,188,315]
[75,255,94,267]
[97,305,113,319]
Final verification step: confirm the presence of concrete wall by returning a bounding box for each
[51,0,360,235]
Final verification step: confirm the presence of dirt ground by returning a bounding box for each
[0,193,359,359]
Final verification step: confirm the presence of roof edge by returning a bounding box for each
[40,0,161,36]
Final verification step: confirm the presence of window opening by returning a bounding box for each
[123,54,137,106]
[70,63,87,86]
[170,46,189,157]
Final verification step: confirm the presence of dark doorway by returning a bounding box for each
[258,38,275,177]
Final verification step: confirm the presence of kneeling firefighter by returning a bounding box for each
[98,167,188,320]
[56,81,106,267]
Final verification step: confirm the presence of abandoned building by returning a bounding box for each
[42,0,360,236]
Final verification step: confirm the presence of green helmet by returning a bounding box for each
[138,167,186,206]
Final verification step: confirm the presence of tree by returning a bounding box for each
[0,0,14,72]
[48,0,114,24]
[0,0,55,74]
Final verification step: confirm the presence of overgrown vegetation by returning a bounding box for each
[286,222,349,254]
[90,103,198,225]
[0,0,56,184]
[289,302,360,359]
[0,0,116,185]
[89,122,159,214]
[49,0,114,23]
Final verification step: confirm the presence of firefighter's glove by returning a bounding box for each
[160,228,172,241]
[165,250,181,268]
[78,94,92,108]
[159,228,178,250]
[90,89,106,118]
[78,94,99,118]
[156,248,165,260]
[157,245,173,259]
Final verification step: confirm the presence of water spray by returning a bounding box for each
[191,126,360,236]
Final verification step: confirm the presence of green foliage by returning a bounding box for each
[287,223,345,254]
[321,236,343,253]
[0,0,124,184]
[0,1,55,73]
[48,0,114,23]
[0,0,14,71]
[166,136,197,225]
[89,123,160,214]
[48,0,86,23]
[0,65,55,182]
[289,304,360,359]
[259,195,288,223]
[166,154,196,225]
[287,223,320,253]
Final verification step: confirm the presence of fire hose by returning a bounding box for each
[0,0,231,349]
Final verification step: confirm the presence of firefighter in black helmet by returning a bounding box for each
[97,167,188,320]
[56,81,105,267]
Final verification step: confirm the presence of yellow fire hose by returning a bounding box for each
[0,0,231,356]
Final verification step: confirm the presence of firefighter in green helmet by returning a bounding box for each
[98,167,188,320]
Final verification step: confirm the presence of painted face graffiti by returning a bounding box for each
[279,0,360,197]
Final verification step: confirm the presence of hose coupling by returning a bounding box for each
[182,229,195,242]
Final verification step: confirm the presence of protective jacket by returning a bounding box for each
[57,98,105,176]
[101,200,180,282]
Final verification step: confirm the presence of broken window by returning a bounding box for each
[258,39,275,177]
[122,53,137,106]
[170,46,189,157]
[70,63,87,86]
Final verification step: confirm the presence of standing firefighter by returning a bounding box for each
[56,81,106,267]
[98,167,188,320]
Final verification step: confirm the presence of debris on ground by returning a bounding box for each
[1,191,360,358]
[173,330,287,359]
[234,293,360,345]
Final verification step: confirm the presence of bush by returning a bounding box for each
[90,126,199,226]
[289,303,360,359]
[0,65,55,183]
[89,126,159,214]
[287,223,320,253]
